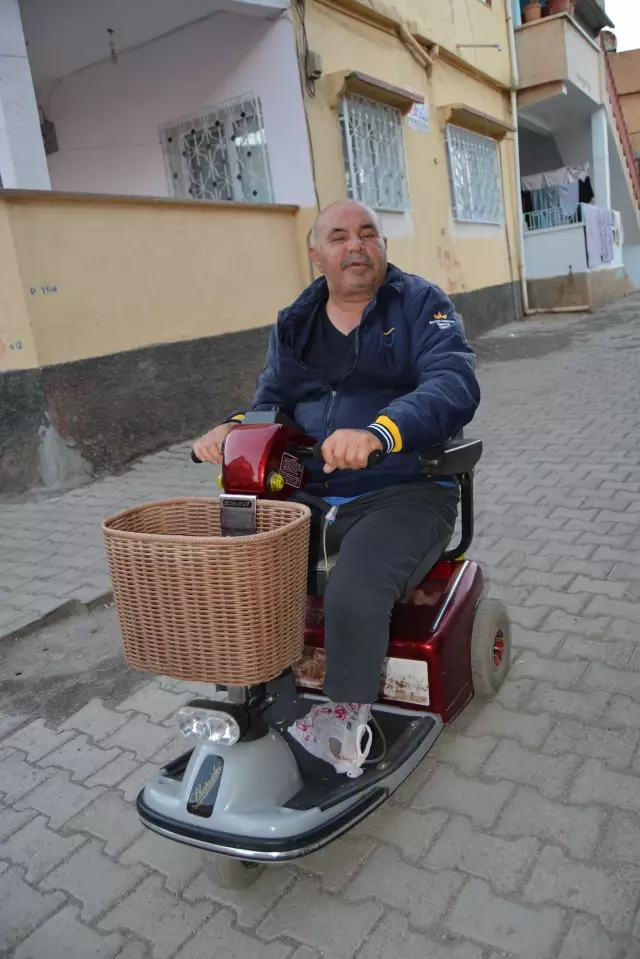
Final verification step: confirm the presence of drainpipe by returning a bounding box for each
[505,2,588,315]
[505,0,530,315]
[396,23,434,74]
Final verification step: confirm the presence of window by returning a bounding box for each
[339,94,410,212]
[161,94,273,203]
[445,124,504,225]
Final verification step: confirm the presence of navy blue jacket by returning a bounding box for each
[231,264,480,497]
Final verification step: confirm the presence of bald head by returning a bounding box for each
[309,200,388,302]
[311,200,383,245]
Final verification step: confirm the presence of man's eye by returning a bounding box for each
[362,232,376,238]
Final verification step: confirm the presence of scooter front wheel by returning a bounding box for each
[203,853,266,890]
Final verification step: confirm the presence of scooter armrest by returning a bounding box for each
[419,438,483,477]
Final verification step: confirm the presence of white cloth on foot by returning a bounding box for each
[288,702,373,778]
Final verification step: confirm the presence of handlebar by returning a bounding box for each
[191,443,386,468]
[292,442,386,469]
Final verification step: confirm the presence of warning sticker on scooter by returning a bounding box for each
[382,658,430,706]
[294,648,430,706]
[280,452,305,489]
[187,755,224,818]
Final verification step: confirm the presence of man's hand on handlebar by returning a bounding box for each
[321,429,383,474]
[192,423,236,465]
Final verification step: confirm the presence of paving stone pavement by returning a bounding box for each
[2,297,640,958]
[0,444,215,639]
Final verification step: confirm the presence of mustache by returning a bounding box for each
[341,253,375,270]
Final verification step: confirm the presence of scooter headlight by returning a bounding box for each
[177,707,241,746]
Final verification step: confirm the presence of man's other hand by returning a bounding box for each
[321,429,383,473]
[193,423,236,464]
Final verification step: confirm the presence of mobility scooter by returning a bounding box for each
[104,411,510,890]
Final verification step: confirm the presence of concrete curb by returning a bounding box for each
[1,591,114,643]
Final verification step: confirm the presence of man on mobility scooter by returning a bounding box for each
[194,199,480,779]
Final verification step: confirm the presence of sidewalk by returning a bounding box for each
[0,445,220,638]
[2,295,640,958]
[2,296,639,643]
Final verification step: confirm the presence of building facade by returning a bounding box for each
[608,47,640,165]
[1,0,524,493]
[0,0,637,493]
[513,0,640,309]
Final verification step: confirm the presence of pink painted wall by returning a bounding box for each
[43,12,316,206]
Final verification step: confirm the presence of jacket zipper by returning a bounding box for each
[325,389,338,434]
[325,295,376,435]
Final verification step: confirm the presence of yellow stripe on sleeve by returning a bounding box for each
[375,415,403,453]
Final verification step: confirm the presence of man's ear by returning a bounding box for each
[384,237,388,250]
[309,245,323,273]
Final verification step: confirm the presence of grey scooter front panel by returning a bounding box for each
[139,708,443,862]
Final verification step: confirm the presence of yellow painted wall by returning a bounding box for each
[301,0,520,299]
[515,17,602,104]
[0,203,38,371]
[0,0,523,373]
[406,0,513,88]
[621,93,640,151]
[609,50,640,151]
[2,195,305,368]
[516,18,568,91]
[609,49,640,96]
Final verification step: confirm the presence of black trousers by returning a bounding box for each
[307,481,459,704]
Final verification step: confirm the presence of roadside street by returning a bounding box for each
[2,295,640,958]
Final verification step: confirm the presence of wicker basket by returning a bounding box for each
[102,498,310,686]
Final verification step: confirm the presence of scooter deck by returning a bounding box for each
[137,681,442,862]
[264,676,439,812]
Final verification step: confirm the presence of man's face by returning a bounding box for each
[310,202,388,299]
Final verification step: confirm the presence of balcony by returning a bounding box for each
[516,14,604,118]
[523,204,628,310]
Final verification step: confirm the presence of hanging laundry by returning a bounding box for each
[579,177,595,204]
[582,203,602,268]
[521,165,588,229]
[612,210,624,246]
[597,207,614,263]
[557,180,580,218]
[521,164,590,191]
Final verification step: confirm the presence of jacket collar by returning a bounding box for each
[278,263,405,347]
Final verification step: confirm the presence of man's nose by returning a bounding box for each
[347,236,365,251]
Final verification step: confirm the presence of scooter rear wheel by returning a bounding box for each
[203,853,266,889]
[470,597,511,696]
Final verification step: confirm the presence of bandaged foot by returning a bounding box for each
[288,702,373,778]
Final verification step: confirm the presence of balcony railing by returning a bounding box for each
[525,207,580,232]
[525,204,620,237]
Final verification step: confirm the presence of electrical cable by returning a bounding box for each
[290,0,322,215]
[294,0,317,99]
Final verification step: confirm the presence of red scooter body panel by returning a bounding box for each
[220,421,483,725]
[223,423,312,499]
[301,561,484,724]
